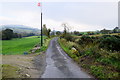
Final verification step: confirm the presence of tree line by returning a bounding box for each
[72,27,120,36]
[42,24,62,37]
[1,29,22,40]
[0,28,41,40]
[43,24,120,37]
[0,25,62,40]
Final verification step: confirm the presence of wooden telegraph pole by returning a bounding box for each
[38,2,43,46]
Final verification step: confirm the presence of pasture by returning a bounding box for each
[2,36,43,55]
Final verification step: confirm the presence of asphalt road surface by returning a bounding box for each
[41,37,91,78]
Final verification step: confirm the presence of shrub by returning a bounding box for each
[97,56,120,70]
[61,33,73,41]
[84,47,101,58]
[78,35,93,45]
[97,57,112,64]
[99,35,120,51]
[90,65,105,78]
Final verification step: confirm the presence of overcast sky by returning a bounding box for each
[0,0,118,31]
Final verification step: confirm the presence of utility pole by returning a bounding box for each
[41,12,43,46]
[38,2,43,46]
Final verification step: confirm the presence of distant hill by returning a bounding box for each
[0,25,40,35]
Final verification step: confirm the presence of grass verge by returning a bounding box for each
[34,37,53,55]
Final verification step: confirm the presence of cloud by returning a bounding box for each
[43,18,63,31]
[0,11,40,28]
[43,18,104,31]
[0,13,105,32]
[0,2,117,32]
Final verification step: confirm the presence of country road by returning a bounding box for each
[41,37,91,78]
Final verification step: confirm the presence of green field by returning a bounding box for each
[2,36,43,55]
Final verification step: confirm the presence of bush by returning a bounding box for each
[90,65,119,78]
[78,35,93,45]
[99,35,120,51]
[90,65,105,78]
[61,33,74,42]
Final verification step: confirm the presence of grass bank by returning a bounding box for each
[34,37,53,54]
[58,35,120,79]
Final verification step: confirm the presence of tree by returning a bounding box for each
[2,29,13,40]
[87,32,95,35]
[113,27,120,33]
[56,31,61,35]
[74,31,80,36]
[27,33,35,36]
[42,24,51,38]
[100,29,111,34]
[2,29,22,40]
[47,29,51,38]
[62,23,70,35]
[43,24,47,36]
[13,33,18,38]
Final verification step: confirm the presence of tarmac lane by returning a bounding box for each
[41,37,91,78]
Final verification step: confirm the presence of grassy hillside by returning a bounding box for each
[0,25,40,35]
[2,36,42,55]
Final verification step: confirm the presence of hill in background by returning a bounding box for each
[0,25,40,35]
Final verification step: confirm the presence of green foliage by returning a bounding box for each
[97,54,120,70]
[99,35,120,51]
[58,38,79,61]
[78,35,93,45]
[90,65,105,78]
[59,33,120,78]
[61,33,73,41]
[97,58,112,65]
[90,65,119,78]
[85,50,94,56]
[56,31,61,35]
[2,29,13,40]
[43,24,51,38]
[61,33,77,43]
[58,39,70,52]
[100,29,111,34]
[2,29,22,40]
[34,49,40,53]
[73,31,82,36]
[47,29,51,38]
[40,46,47,52]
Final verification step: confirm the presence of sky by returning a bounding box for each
[0,0,119,32]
